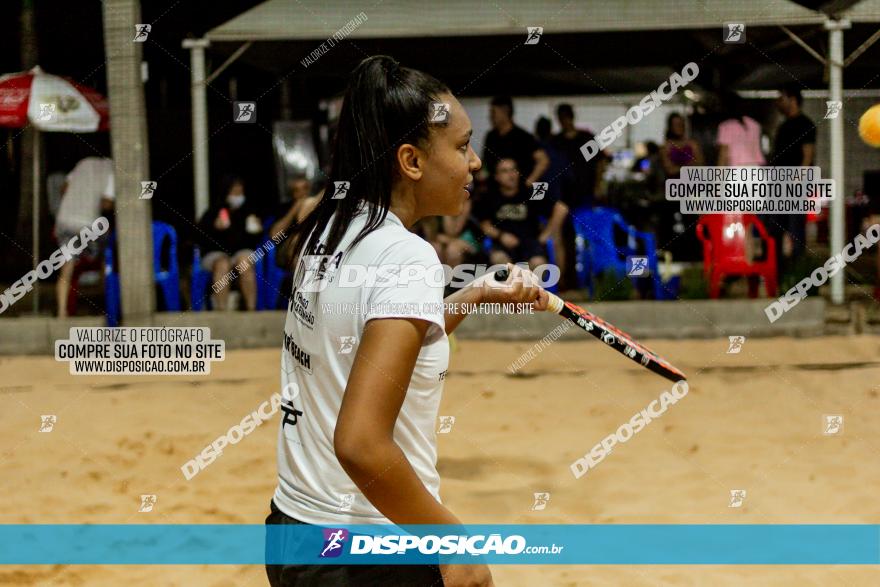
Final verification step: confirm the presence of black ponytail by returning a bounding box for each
[288,55,450,285]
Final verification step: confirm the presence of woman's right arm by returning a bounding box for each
[335,317,494,586]
[334,316,462,525]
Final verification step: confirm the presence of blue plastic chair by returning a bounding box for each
[260,217,292,310]
[569,206,662,299]
[191,246,212,311]
[104,221,182,326]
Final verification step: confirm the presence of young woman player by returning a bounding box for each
[265,55,549,586]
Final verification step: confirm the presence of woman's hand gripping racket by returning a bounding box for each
[494,269,686,383]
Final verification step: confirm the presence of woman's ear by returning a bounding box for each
[396,143,423,181]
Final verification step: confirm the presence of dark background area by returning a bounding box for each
[2,0,879,279]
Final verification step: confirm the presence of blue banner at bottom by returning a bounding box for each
[1,525,878,565]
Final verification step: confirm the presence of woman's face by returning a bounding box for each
[670,116,685,139]
[414,93,482,217]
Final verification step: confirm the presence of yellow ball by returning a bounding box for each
[859,104,880,148]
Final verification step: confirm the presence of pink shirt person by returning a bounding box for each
[717,116,766,166]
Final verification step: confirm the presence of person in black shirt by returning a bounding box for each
[196,175,264,311]
[482,96,549,187]
[553,103,610,290]
[553,103,609,209]
[477,158,567,269]
[770,83,816,273]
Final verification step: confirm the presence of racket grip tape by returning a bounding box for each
[492,268,564,314]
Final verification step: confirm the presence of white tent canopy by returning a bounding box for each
[206,0,880,41]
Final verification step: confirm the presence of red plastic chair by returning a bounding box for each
[695,214,777,299]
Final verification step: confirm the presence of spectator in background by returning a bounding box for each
[482,96,549,187]
[716,92,765,166]
[270,175,312,242]
[716,93,767,294]
[553,104,608,209]
[54,156,115,318]
[771,83,816,270]
[477,158,567,270]
[196,175,263,311]
[660,113,704,261]
[435,199,482,268]
[661,112,704,178]
[553,103,608,291]
[535,116,569,275]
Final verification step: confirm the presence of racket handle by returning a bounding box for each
[493,268,564,314]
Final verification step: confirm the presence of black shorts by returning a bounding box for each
[492,236,546,263]
[265,500,443,587]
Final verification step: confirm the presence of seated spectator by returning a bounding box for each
[477,158,567,270]
[54,156,115,318]
[196,175,263,311]
[270,176,312,241]
[435,199,482,267]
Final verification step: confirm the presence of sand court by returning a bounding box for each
[1,336,879,585]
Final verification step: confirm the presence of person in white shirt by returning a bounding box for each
[266,55,549,587]
[54,156,114,317]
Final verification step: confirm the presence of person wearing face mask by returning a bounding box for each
[196,174,263,310]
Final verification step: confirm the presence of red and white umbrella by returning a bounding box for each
[0,66,110,313]
[0,66,109,132]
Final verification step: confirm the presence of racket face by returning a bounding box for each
[561,301,686,383]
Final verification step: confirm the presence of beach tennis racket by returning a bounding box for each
[494,269,686,383]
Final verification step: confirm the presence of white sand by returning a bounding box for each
[1,335,878,585]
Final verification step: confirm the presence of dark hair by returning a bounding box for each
[491,95,513,116]
[535,116,552,141]
[287,56,449,282]
[665,112,685,140]
[721,91,746,124]
[219,174,244,200]
[779,82,803,106]
[556,103,574,119]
